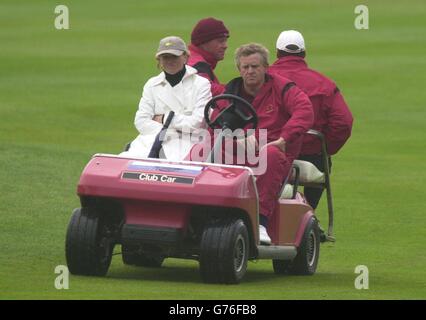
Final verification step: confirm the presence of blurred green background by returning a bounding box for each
[0,0,425,299]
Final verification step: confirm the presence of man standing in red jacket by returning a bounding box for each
[219,43,313,244]
[269,30,353,210]
[188,17,229,96]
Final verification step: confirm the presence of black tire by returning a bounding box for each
[121,245,164,268]
[273,217,320,275]
[65,207,114,276]
[199,218,249,284]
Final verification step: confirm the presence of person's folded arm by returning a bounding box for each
[134,83,163,135]
[167,79,212,132]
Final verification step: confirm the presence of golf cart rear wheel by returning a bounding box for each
[65,207,114,276]
[199,218,249,284]
[273,217,320,275]
[121,245,164,268]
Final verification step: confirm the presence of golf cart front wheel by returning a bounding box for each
[199,218,249,284]
[65,207,114,276]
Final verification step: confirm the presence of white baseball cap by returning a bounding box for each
[276,30,305,53]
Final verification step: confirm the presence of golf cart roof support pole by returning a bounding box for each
[307,129,335,242]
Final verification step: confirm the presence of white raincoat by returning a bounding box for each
[122,65,212,161]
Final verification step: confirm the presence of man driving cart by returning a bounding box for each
[190,43,314,244]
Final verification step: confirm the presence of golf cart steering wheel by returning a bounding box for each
[204,94,258,132]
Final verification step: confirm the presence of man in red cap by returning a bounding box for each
[188,17,230,96]
[269,30,354,210]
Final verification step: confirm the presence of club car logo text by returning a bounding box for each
[122,172,194,185]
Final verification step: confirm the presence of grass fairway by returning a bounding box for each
[1,0,425,300]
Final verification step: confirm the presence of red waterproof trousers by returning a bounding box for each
[254,145,294,218]
[188,141,296,219]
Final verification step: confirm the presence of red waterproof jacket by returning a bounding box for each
[269,56,353,155]
[222,74,314,159]
[188,44,226,96]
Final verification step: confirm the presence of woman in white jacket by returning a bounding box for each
[122,36,212,161]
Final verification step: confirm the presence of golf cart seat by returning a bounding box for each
[279,160,325,198]
[279,160,324,199]
[280,184,294,199]
[291,160,325,184]
[279,129,335,242]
